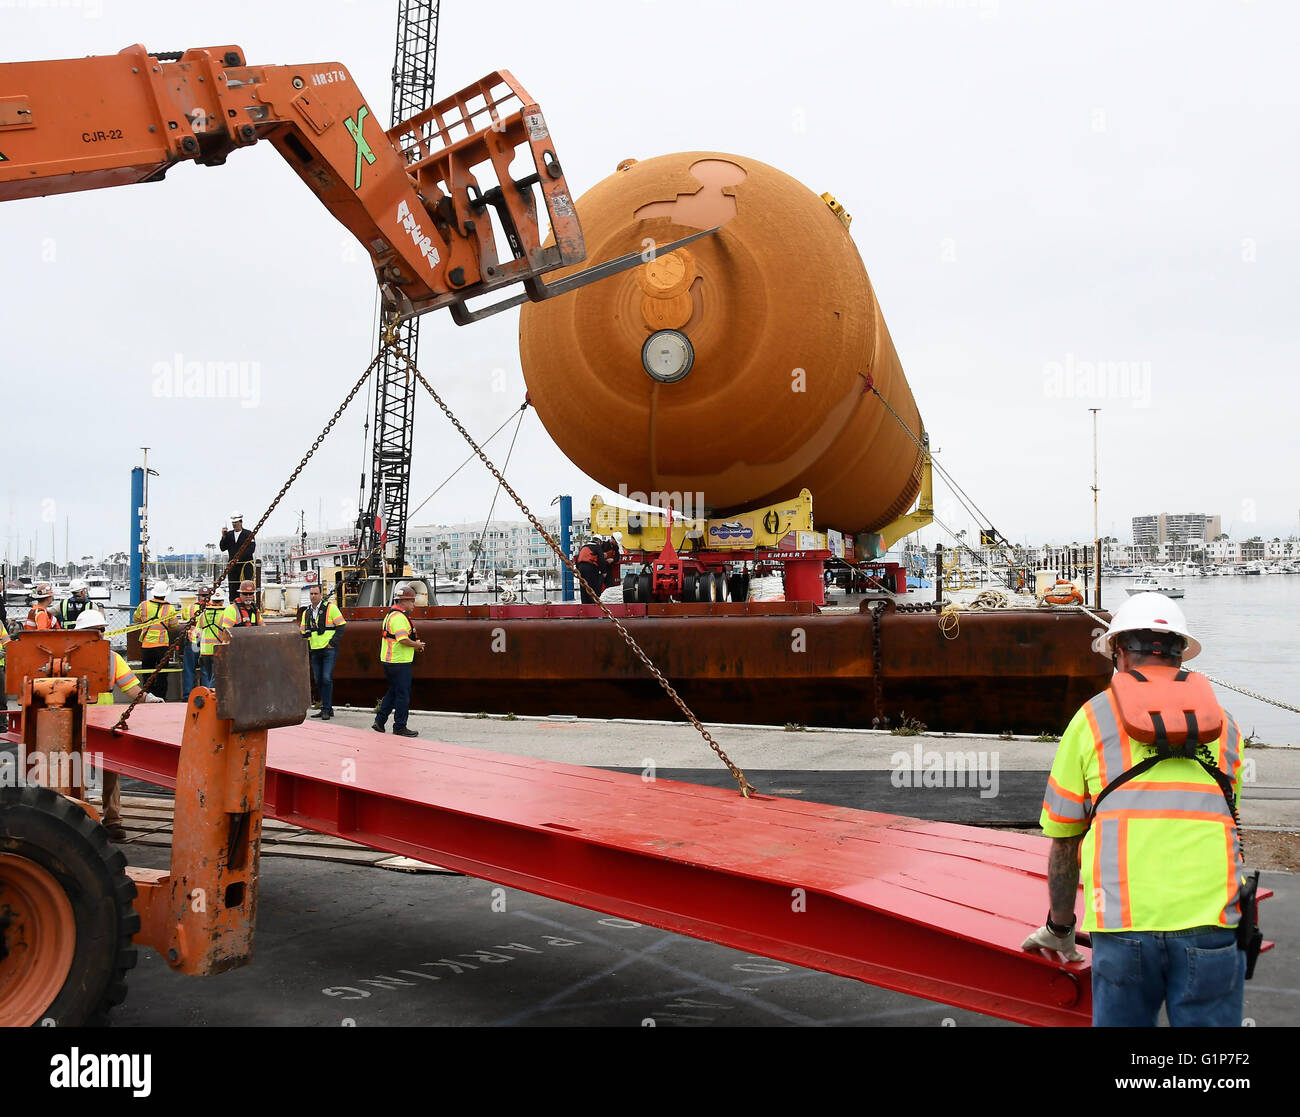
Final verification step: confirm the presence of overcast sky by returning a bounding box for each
[2,0,1297,566]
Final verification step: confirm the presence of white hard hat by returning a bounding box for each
[230,510,243,521]
[1094,592,1201,661]
[150,582,169,598]
[210,588,225,602]
[70,578,88,593]
[75,609,107,630]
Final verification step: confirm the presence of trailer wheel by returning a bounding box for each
[728,573,750,602]
[0,786,139,1027]
[622,573,638,603]
[681,572,698,602]
[636,573,652,603]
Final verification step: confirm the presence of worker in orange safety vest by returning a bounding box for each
[24,583,62,630]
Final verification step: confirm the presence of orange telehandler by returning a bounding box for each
[0,43,708,1026]
[0,43,706,323]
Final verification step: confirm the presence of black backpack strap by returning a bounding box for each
[1089,755,1239,830]
[1088,755,1160,823]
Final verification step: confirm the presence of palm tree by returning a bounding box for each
[437,540,450,572]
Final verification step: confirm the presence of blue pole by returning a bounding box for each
[559,495,573,601]
[130,467,144,608]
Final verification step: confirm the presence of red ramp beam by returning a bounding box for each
[77,705,1090,1026]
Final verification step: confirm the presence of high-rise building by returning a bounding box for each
[1132,514,1160,547]
[1131,513,1220,546]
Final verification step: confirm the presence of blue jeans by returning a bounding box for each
[198,655,215,689]
[1091,927,1245,1027]
[376,662,412,729]
[182,641,198,699]
[310,645,338,715]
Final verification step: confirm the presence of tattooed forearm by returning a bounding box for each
[1048,835,1083,923]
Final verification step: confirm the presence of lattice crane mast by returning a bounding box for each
[356,0,439,578]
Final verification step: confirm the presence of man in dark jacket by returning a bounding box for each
[219,511,256,600]
[575,537,606,604]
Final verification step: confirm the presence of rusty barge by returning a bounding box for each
[326,599,1108,734]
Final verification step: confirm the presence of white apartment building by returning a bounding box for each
[257,517,570,575]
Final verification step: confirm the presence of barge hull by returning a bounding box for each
[329,606,1109,734]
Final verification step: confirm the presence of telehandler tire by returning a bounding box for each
[0,785,139,1026]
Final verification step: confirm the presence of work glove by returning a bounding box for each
[1021,923,1084,963]
[145,693,165,704]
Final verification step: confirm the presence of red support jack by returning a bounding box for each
[783,557,825,606]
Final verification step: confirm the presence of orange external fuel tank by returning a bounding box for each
[518,151,925,534]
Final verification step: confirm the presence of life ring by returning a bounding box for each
[303,571,318,583]
[1044,579,1083,606]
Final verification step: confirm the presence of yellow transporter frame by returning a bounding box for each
[587,445,933,564]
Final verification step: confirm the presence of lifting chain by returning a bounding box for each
[389,343,757,798]
[111,351,386,735]
[868,599,888,730]
[1195,674,1300,717]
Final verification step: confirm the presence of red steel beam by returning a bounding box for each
[68,705,1090,1025]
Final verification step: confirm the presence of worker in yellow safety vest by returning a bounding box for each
[1022,593,1254,1026]
[195,587,226,689]
[75,609,163,841]
[300,582,346,720]
[179,588,209,700]
[373,582,424,737]
[131,582,175,700]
